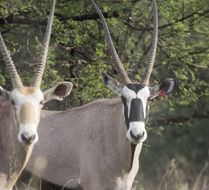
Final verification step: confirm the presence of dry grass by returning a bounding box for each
[144,159,209,190]
[16,159,209,190]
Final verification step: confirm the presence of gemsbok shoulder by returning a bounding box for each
[0,0,73,189]
[20,0,175,189]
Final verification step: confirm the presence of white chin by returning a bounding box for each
[126,131,147,144]
[126,122,147,144]
[126,131,146,144]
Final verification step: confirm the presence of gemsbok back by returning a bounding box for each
[20,0,174,189]
[0,0,73,189]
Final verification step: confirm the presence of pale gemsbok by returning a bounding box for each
[19,0,175,190]
[0,0,73,189]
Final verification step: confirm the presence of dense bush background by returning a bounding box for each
[0,0,209,189]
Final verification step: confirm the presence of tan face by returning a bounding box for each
[10,87,44,145]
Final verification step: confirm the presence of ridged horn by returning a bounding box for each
[91,0,131,84]
[141,0,158,85]
[32,0,56,87]
[0,33,23,88]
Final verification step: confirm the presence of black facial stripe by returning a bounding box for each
[122,97,145,130]
[126,84,145,92]
[145,102,150,122]
[129,99,144,122]
[122,97,129,129]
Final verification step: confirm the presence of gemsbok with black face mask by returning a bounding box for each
[0,0,73,189]
[20,0,174,189]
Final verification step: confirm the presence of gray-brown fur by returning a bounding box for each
[23,98,134,190]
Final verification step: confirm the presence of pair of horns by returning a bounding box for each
[92,0,158,85]
[0,0,56,88]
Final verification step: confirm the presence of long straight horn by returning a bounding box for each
[91,0,131,84]
[32,0,56,87]
[141,0,158,85]
[0,33,23,88]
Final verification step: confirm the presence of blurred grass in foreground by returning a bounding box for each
[16,159,209,190]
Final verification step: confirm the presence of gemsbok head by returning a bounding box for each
[0,0,72,146]
[92,0,175,144]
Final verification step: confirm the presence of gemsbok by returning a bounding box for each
[20,0,175,189]
[0,0,73,189]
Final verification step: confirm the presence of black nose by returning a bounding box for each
[130,131,144,141]
[21,133,36,144]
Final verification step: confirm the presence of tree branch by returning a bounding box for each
[0,6,208,30]
[0,11,119,26]
[123,8,209,31]
[55,11,119,22]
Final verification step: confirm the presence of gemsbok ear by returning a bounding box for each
[43,82,73,102]
[0,86,11,100]
[102,73,123,96]
[0,87,10,111]
[149,78,175,100]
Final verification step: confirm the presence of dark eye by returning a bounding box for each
[40,100,45,105]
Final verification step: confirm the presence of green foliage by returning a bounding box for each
[0,0,209,188]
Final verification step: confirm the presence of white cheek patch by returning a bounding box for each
[137,86,150,99]
[122,86,137,100]
[137,86,150,118]
[126,101,131,118]
[126,122,147,144]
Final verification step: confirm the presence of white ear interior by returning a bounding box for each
[44,82,73,102]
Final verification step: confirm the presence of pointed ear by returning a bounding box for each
[43,82,73,102]
[149,78,175,100]
[0,86,11,100]
[102,73,123,96]
[0,87,10,111]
